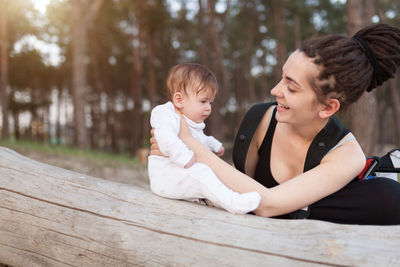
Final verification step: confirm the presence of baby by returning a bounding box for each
[148,63,260,214]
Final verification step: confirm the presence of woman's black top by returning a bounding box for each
[254,107,279,188]
[233,102,400,225]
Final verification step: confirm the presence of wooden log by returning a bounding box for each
[0,146,399,266]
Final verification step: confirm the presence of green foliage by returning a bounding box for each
[0,139,140,167]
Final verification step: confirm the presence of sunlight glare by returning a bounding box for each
[31,0,51,13]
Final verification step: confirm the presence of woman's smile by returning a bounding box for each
[277,103,290,112]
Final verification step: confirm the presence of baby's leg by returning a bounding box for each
[186,163,261,214]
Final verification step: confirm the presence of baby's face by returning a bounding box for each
[181,89,215,123]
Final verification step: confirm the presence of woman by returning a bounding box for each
[151,23,400,225]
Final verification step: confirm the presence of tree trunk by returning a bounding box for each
[71,0,89,148]
[389,75,400,146]
[293,12,302,49]
[144,4,158,108]
[146,33,157,107]
[272,0,286,84]
[0,146,399,266]
[129,0,145,154]
[346,0,378,156]
[12,111,19,140]
[207,0,230,139]
[0,0,9,139]
[258,47,270,102]
[244,2,256,104]
[56,88,63,144]
[197,0,208,65]
[70,0,104,149]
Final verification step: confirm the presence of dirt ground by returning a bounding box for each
[14,149,151,189]
[7,144,399,188]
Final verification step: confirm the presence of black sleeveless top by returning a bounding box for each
[233,102,350,219]
[252,107,351,190]
[254,107,279,188]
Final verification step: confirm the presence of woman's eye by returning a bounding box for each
[287,86,296,93]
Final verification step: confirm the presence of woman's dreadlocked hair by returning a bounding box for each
[300,23,400,109]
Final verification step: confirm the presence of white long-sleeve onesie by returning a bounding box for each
[147,101,260,214]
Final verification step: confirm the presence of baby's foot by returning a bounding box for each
[229,192,261,214]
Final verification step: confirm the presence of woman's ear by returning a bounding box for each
[173,92,184,109]
[319,98,340,119]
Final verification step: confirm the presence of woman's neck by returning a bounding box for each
[282,117,329,143]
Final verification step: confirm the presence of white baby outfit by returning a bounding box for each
[148,101,261,214]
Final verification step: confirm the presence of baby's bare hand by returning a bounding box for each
[216,146,225,157]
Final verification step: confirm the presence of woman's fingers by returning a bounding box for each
[149,131,166,156]
[150,136,157,146]
[150,140,159,151]
[150,149,164,156]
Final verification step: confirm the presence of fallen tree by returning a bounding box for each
[0,146,399,266]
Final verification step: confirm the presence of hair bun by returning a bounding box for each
[351,36,383,92]
[353,24,400,91]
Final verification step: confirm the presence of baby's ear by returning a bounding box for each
[172,92,184,109]
[319,98,340,119]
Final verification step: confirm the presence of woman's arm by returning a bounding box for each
[256,139,365,216]
[178,115,366,217]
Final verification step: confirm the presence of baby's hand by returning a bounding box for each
[216,146,225,157]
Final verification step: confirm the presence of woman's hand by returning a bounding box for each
[177,113,193,143]
[149,129,166,157]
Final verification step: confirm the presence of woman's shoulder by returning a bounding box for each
[252,104,276,145]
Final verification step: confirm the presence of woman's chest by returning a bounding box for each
[270,133,311,184]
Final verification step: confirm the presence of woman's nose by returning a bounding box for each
[271,80,283,97]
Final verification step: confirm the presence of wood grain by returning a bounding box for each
[0,146,399,266]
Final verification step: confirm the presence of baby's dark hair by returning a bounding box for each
[166,63,218,100]
[300,23,400,109]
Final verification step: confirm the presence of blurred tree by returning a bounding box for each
[272,0,286,83]
[1,0,39,140]
[129,0,145,154]
[388,76,400,146]
[87,0,126,152]
[346,0,378,155]
[45,0,73,145]
[197,0,208,65]
[375,0,400,147]
[206,0,230,139]
[143,2,158,107]
[9,49,53,140]
[0,0,9,139]
[3,0,398,156]
[70,0,104,149]
[141,0,171,107]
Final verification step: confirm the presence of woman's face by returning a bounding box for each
[270,50,325,125]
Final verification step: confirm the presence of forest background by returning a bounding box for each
[0,0,399,162]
